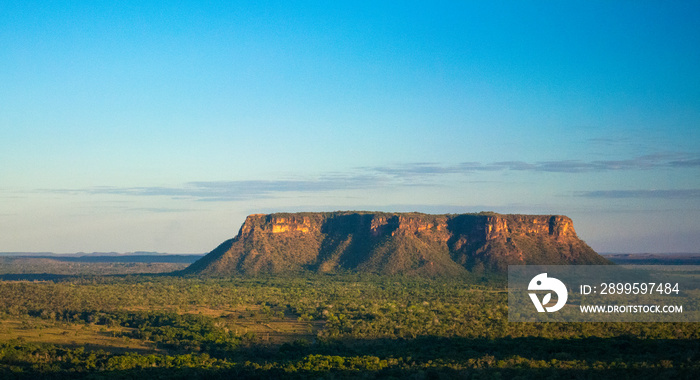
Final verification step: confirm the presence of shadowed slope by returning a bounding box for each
[185,212,609,276]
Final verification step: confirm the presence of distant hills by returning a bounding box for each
[603,253,700,265]
[0,251,193,257]
[0,252,203,263]
[184,211,610,276]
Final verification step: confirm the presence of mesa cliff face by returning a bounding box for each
[185,211,609,276]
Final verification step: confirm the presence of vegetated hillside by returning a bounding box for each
[185,211,610,276]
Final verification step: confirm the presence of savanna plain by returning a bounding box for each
[0,255,698,379]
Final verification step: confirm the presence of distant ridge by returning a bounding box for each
[603,253,700,265]
[185,211,610,276]
[0,253,204,264]
[0,251,198,257]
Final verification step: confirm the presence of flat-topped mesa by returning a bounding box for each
[185,211,609,276]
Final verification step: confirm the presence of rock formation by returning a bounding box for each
[184,211,609,276]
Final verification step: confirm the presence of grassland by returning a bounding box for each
[0,318,157,354]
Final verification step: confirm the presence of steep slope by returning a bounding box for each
[185,211,609,276]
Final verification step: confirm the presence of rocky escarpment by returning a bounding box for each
[184,211,609,276]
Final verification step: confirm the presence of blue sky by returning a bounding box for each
[1,1,699,253]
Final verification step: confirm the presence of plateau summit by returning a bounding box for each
[185,212,609,276]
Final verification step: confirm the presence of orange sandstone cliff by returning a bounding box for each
[184,211,609,276]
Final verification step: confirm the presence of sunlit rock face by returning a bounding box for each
[185,211,609,276]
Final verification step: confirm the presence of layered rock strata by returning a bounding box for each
[185,211,609,276]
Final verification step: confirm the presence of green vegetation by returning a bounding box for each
[0,271,697,378]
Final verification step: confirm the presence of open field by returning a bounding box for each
[0,318,159,355]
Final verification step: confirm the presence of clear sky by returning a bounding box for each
[1,1,699,254]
